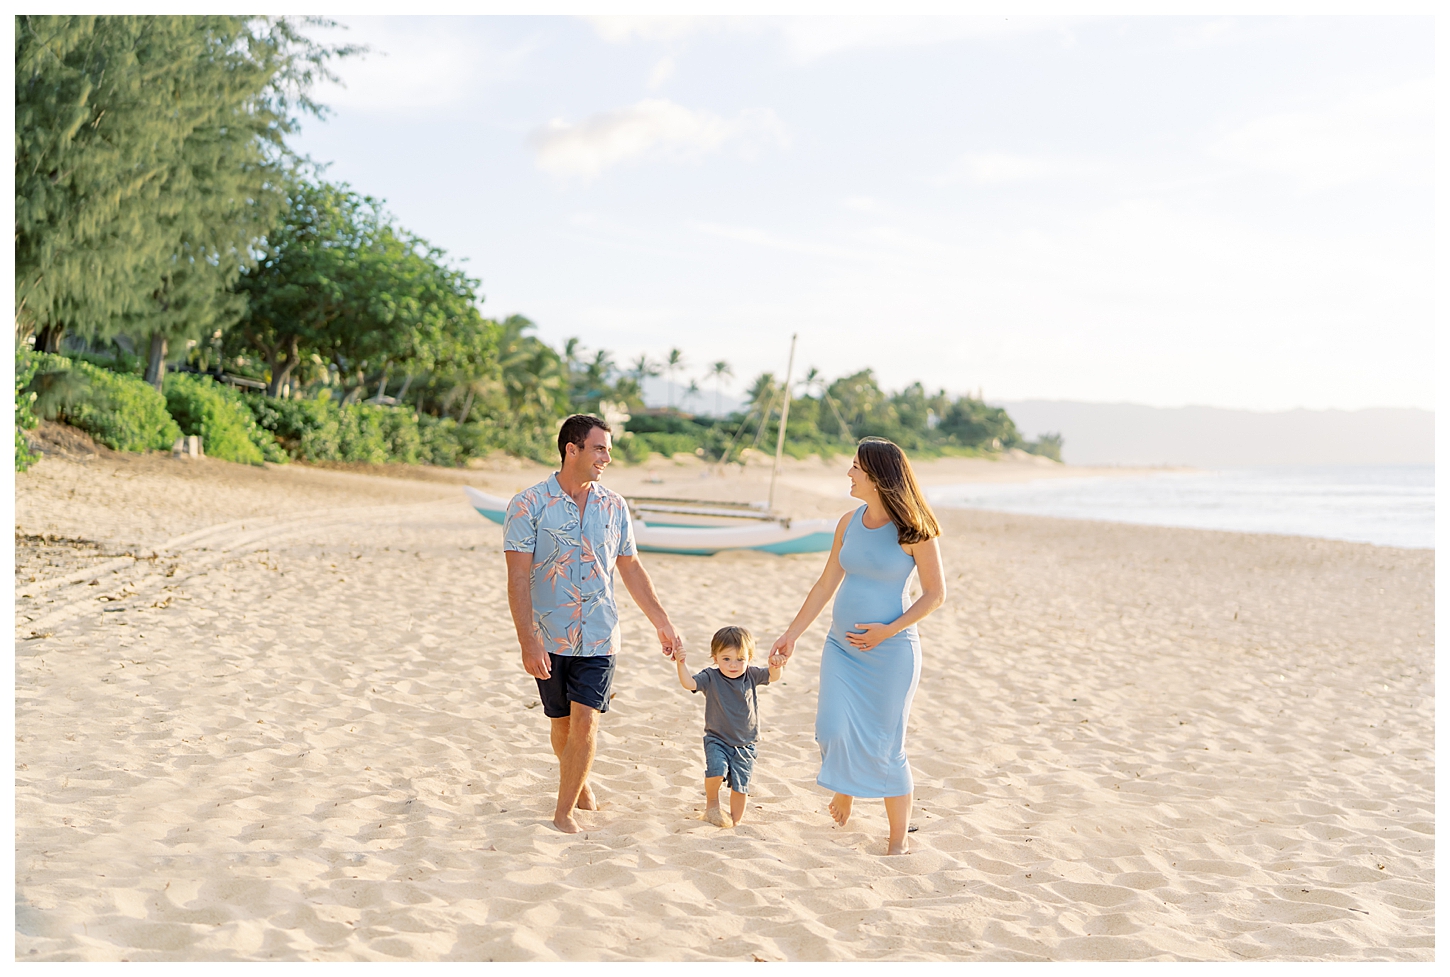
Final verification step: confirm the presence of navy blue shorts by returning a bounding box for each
[536,653,615,719]
[703,732,757,793]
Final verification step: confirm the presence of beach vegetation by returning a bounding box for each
[21,352,181,453]
[14,351,43,471]
[163,372,283,465]
[15,15,352,386]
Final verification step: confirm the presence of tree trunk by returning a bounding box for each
[265,335,301,398]
[458,389,475,424]
[394,374,414,403]
[35,323,65,354]
[371,372,390,404]
[144,333,167,390]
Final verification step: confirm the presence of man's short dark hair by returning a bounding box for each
[558,414,611,463]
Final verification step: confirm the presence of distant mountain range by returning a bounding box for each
[995,401,1434,467]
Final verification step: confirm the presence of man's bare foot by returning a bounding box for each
[705,804,732,828]
[829,793,853,827]
[553,812,582,834]
[887,838,909,855]
[576,783,598,811]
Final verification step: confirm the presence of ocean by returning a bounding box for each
[927,464,1434,550]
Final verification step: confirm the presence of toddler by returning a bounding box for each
[673,626,784,827]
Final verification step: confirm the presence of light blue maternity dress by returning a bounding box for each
[815,506,923,799]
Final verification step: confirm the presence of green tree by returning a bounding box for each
[939,395,1021,450]
[228,177,484,398]
[828,369,899,441]
[493,315,566,425]
[15,16,348,368]
[628,353,659,396]
[705,359,733,417]
[561,341,622,413]
[663,346,685,409]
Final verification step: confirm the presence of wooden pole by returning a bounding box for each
[768,333,797,514]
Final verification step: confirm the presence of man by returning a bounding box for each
[503,414,683,833]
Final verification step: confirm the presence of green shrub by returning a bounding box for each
[23,352,180,452]
[334,403,389,463]
[163,373,284,465]
[14,348,41,471]
[614,434,651,464]
[634,432,704,459]
[241,391,562,467]
[246,394,339,461]
[417,414,465,467]
[1024,432,1063,462]
[375,406,421,464]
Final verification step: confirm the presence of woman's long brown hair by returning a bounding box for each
[854,437,941,544]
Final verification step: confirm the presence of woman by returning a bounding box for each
[770,438,946,855]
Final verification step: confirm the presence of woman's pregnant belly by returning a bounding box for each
[830,573,911,646]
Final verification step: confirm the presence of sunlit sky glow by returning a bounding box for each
[291,14,1434,412]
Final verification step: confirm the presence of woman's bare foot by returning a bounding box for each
[887,838,909,855]
[705,803,733,827]
[829,793,853,827]
[576,783,598,811]
[553,812,582,834]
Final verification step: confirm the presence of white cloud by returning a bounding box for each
[530,99,785,180]
[647,56,676,90]
[944,151,1076,185]
[587,14,1071,61]
[305,16,535,111]
[1213,79,1432,192]
[692,222,871,262]
[587,16,726,45]
[773,15,1071,61]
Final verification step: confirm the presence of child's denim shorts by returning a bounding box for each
[703,732,757,793]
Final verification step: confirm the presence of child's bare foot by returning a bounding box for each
[705,803,732,827]
[887,838,909,855]
[553,812,582,834]
[576,783,598,811]
[829,793,853,827]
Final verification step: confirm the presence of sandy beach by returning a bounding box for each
[14,432,1434,960]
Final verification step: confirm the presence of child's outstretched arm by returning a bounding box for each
[675,651,697,691]
[766,654,784,683]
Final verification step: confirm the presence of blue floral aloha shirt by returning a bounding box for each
[502,473,637,657]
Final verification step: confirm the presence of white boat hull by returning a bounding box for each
[463,486,834,555]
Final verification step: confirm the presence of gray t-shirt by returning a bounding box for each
[692,665,772,747]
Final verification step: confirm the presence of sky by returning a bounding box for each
[290,15,1434,413]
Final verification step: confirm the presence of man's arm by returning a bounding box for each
[505,550,551,679]
[615,553,682,658]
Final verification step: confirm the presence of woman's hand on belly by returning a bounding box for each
[845,621,895,651]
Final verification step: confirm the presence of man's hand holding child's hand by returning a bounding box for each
[767,651,787,668]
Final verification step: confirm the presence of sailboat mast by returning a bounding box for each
[768,333,798,514]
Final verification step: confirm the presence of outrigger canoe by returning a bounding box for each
[463,486,834,556]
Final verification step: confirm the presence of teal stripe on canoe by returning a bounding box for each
[636,531,833,556]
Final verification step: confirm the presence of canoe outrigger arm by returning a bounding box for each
[462,486,833,555]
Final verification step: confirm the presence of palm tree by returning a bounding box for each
[563,337,584,374]
[706,359,734,417]
[664,347,686,409]
[629,353,660,401]
[802,365,852,439]
[684,379,701,412]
